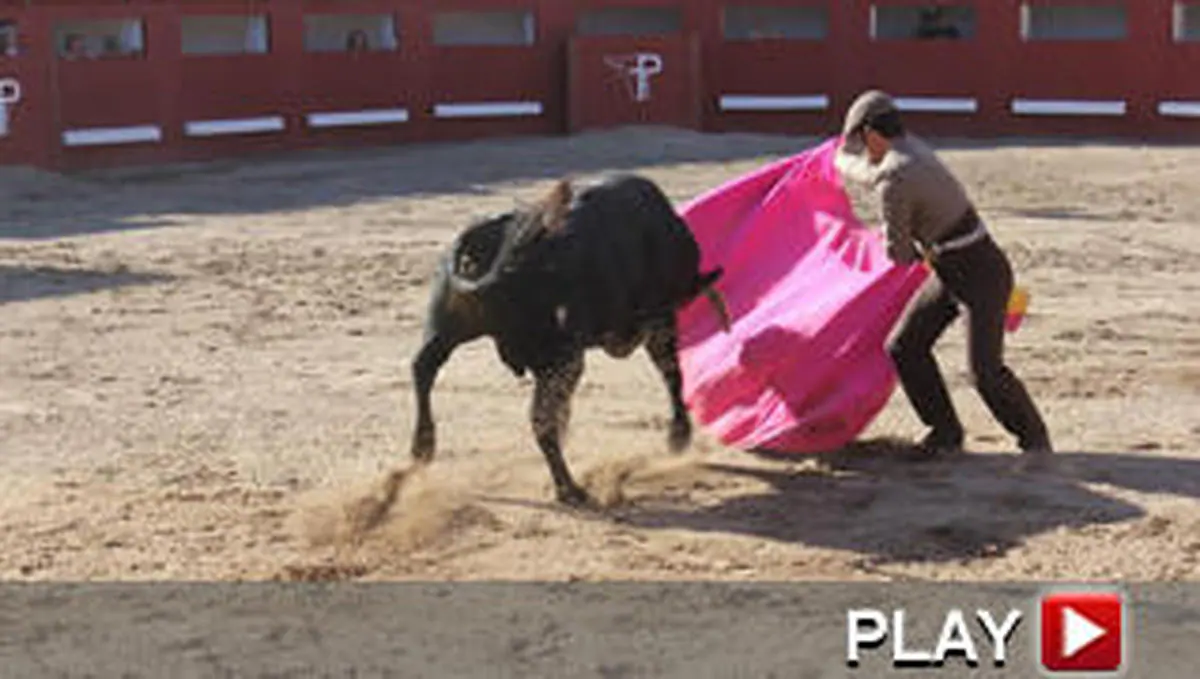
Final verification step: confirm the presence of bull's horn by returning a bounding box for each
[448,267,497,295]
[446,228,519,295]
[540,178,573,233]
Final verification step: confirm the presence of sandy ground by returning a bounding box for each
[0,128,1197,582]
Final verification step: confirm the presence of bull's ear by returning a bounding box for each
[540,178,573,232]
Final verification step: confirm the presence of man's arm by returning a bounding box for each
[878,175,920,265]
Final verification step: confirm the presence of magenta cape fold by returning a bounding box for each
[674,137,931,453]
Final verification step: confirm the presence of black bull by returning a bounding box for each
[410,174,730,506]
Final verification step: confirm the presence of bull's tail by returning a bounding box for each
[701,285,732,333]
[695,268,732,333]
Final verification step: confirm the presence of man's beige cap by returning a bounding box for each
[840,89,899,153]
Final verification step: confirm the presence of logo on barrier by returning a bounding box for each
[603,52,663,103]
[0,76,19,137]
[0,77,20,105]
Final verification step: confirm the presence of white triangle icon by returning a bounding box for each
[1063,607,1107,659]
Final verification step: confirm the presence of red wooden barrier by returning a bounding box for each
[1150,0,1200,138]
[991,0,1155,137]
[295,1,427,150]
[44,3,171,167]
[702,0,840,136]
[0,0,1196,171]
[421,0,563,142]
[839,0,1002,138]
[170,3,295,158]
[426,45,558,141]
[0,4,51,167]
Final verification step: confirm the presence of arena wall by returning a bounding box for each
[0,0,1196,170]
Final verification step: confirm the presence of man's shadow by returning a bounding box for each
[600,317,1188,566]
[604,438,1194,566]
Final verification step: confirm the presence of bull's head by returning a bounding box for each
[448,179,573,295]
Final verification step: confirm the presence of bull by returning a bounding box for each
[409,174,730,506]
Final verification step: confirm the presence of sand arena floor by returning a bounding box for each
[0,128,1196,581]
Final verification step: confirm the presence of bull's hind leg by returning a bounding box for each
[531,352,589,506]
[645,315,692,453]
[411,333,460,463]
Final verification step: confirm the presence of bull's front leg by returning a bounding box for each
[411,333,460,463]
[644,315,692,453]
[531,352,589,506]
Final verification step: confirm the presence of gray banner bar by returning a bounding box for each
[0,583,1195,678]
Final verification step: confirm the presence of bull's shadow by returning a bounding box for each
[601,439,1199,566]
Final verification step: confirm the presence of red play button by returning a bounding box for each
[1039,589,1126,675]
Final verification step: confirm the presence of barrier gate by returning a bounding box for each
[567,34,701,133]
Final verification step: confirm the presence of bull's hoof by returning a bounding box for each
[411,428,436,463]
[601,331,644,359]
[556,484,593,508]
[668,420,692,453]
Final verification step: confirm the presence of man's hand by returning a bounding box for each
[886,239,921,265]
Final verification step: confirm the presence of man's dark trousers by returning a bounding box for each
[886,233,1051,450]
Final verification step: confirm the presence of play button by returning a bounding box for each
[1062,607,1107,658]
[1039,589,1125,674]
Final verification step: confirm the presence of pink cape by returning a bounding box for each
[675,137,930,453]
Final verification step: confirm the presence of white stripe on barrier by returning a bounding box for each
[1158,101,1200,118]
[307,108,410,128]
[893,96,978,114]
[1011,98,1127,116]
[433,101,543,118]
[61,125,163,147]
[185,116,286,137]
[718,95,830,112]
